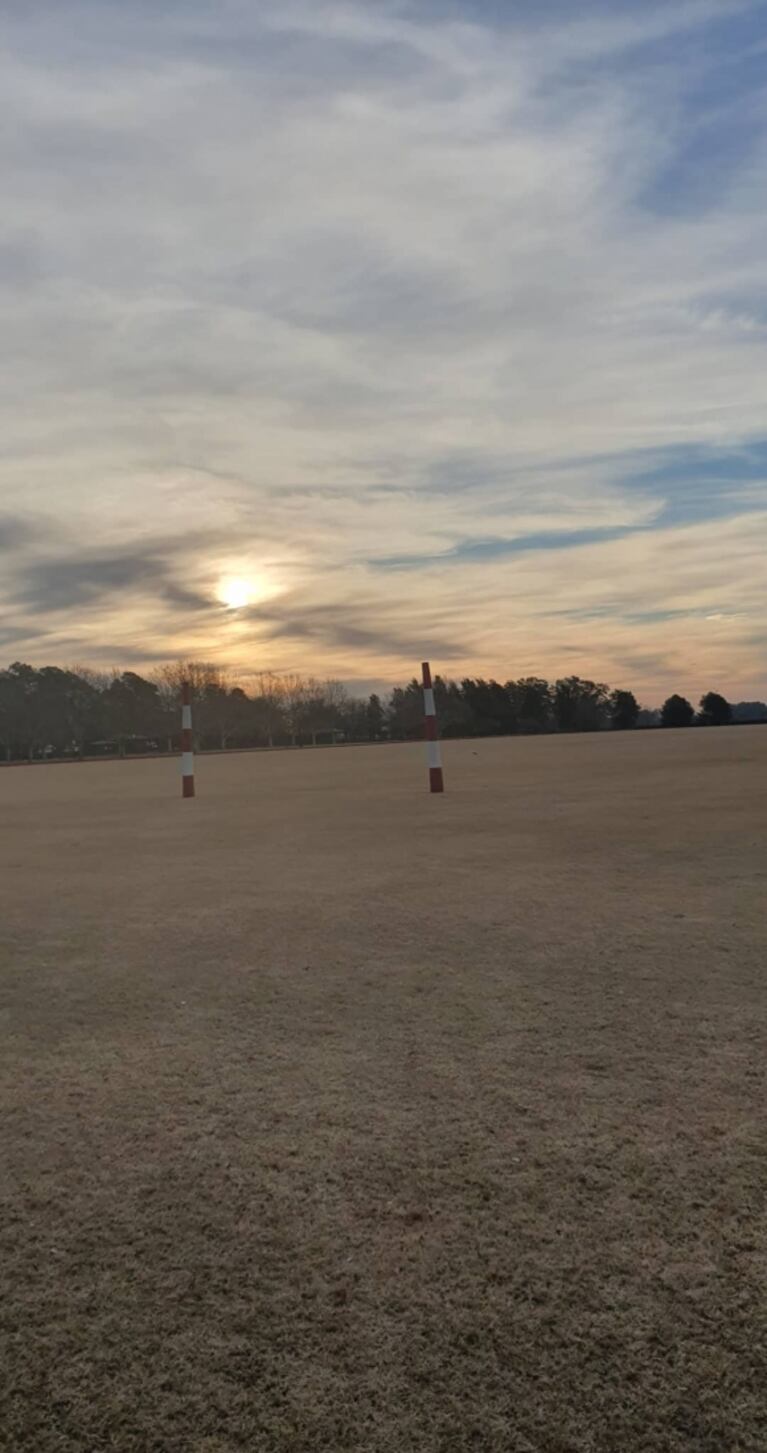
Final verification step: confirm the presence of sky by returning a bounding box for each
[2,0,767,703]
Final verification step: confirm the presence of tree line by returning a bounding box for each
[0,660,762,763]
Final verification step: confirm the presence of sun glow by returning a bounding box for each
[218,576,253,610]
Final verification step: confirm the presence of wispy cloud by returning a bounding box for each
[1,0,766,698]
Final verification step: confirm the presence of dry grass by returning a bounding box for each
[1,729,766,1452]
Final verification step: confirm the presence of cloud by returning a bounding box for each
[0,0,766,697]
[0,514,48,552]
[9,541,218,615]
[250,599,466,660]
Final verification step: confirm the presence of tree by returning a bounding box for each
[0,673,13,760]
[661,694,694,728]
[732,701,767,722]
[366,693,385,741]
[275,673,310,746]
[277,674,308,745]
[104,672,161,754]
[323,680,349,740]
[0,664,106,759]
[338,696,369,742]
[0,663,45,760]
[38,667,102,754]
[387,681,423,739]
[698,691,732,727]
[228,687,252,742]
[507,677,551,734]
[249,672,288,747]
[3,653,711,759]
[70,666,111,749]
[434,678,474,738]
[609,689,640,731]
[553,677,610,732]
[152,661,230,747]
[297,679,348,745]
[200,681,249,750]
[460,679,516,735]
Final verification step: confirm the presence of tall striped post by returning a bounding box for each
[422,661,444,794]
[181,681,195,798]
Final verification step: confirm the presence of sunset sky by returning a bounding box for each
[2,0,767,703]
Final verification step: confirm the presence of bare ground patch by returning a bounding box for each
[1,731,766,1450]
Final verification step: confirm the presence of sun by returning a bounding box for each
[218,576,252,610]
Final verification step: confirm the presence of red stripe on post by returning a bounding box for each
[181,680,195,799]
[421,660,444,794]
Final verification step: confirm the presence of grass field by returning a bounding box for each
[1,728,766,1452]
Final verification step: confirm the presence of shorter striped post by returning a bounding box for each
[422,661,444,794]
[181,681,195,798]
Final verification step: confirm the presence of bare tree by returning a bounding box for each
[202,682,250,750]
[154,660,228,698]
[152,661,230,747]
[249,672,288,747]
[274,673,309,747]
[298,678,348,745]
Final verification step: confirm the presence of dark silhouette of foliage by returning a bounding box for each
[104,672,161,753]
[433,678,474,738]
[460,679,516,735]
[0,658,755,762]
[387,680,423,739]
[732,701,767,722]
[553,677,610,732]
[507,677,551,733]
[661,694,695,728]
[610,689,640,730]
[698,691,732,726]
[366,693,385,740]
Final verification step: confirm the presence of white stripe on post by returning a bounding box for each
[421,661,444,794]
[181,681,195,798]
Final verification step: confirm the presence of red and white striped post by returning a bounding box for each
[181,681,195,798]
[422,661,444,794]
